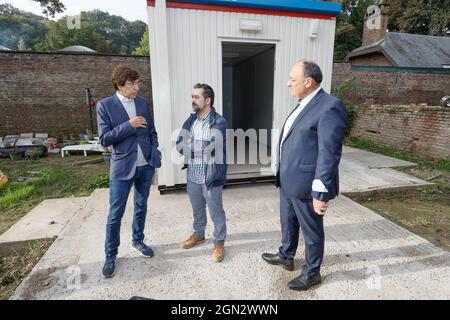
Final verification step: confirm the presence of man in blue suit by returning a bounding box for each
[96,66,161,278]
[262,60,347,290]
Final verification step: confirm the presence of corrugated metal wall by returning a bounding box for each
[148,4,337,187]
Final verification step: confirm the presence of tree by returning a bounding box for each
[334,23,362,62]
[33,0,65,17]
[84,10,147,54]
[1,5,148,54]
[332,0,449,61]
[133,27,149,56]
[333,0,376,62]
[388,0,450,36]
[0,3,49,50]
[35,16,115,53]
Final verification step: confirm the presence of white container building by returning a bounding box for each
[147,0,342,192]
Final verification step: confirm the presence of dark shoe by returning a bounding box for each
[261,252,294,271]
[102,256,116,278]
[288,273,322,291]
[132,241,154,258]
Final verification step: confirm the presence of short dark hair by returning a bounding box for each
[302,61,323,84]
[193,83,215,107]
[112,66,140,90]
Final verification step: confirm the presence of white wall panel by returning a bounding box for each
[149,3,337,186]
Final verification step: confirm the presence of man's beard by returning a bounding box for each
[192,103,200,112]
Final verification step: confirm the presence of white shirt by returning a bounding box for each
[279,86,328,193]
[280,86,321,148]
[116,92,148,178]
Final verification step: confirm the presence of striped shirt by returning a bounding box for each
[187,112,211,184]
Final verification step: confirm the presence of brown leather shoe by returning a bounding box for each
[212,243,225,262]
[180,235,205,249]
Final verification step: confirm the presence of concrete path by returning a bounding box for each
[10,147,450,300]
[0,197,89,257]
[339,146,431,193]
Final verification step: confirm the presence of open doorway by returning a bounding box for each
[222,42,275,180]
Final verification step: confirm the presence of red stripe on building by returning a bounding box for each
[147,0,336,20]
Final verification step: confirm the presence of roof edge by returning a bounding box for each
[148,0,341,16]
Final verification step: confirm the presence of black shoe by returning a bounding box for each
[288,273,322,291]
[261,253,294,271]
[102,256,116,278]
[132,241,154,258]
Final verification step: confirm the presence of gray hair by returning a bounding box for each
[301,60,323,84]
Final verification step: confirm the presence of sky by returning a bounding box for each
[3,0,149,22]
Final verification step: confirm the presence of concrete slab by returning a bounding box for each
[11,185,450,300]
[339,147,431,193]
[341,146,417,169]
[0,197,89,256]
[9,147,446,300]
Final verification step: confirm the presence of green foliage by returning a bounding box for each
[388,0,450,36]
[0,239,53,299]
[133,27,150,56]
[0,3,49,50]
[334,23,362,62]
[32,0,65,17]
[1,5,147,55]
[88,174,109,191]
[333,0,450,62]
[334,0,376,62]
[34,15,116,53]
[83,10,147,54]
[0,170,67,207]
[434,159,450,172]
[332,77,357,136]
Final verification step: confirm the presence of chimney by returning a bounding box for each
[362,1,390,46]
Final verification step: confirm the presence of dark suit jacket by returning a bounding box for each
[96,94,161,180]
[276,89,348,201]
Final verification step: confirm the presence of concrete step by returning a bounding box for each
[0,196,89,257]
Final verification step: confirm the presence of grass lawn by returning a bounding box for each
[0,239,53,299]
[0,153,109,299]
[346,137,450,252]
[0,154,109,235]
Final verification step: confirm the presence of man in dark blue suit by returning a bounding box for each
[96,66,161,278]
[262,60,347,291]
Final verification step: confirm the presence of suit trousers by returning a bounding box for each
[278,189,325,276]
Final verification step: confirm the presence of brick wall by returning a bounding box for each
[1,53,449,159]
[349,104,450,159]
[332,63,450,107]
[0,51,151,138]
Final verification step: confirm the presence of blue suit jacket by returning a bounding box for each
[96,94,161,180]
[276,89,348,201]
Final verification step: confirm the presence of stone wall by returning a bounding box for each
[331,63,450,107]
[0,51,151,138]
[1,53,449,160]
[349,104,450,159]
